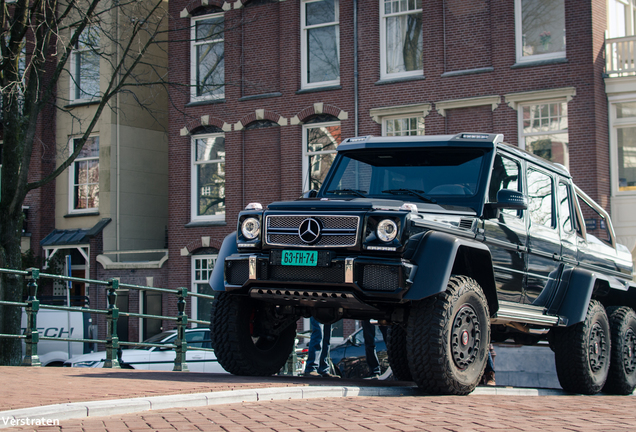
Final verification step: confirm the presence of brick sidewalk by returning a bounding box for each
[0,366,397,411]
[7,394,636,431]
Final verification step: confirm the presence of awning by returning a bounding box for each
[40,218,111,248]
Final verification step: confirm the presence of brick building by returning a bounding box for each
[166,0,622,340]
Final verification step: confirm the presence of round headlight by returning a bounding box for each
[377,219,398,242]
[241,217,261,240]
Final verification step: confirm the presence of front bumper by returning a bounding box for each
[223,252,414,308]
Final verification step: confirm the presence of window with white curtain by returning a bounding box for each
[380,0,423,79]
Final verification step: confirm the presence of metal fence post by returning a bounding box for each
[104,279,120,368]
[22,268,42,367]
[173,287,189,372]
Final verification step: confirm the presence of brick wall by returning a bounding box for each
[167,0,609,334]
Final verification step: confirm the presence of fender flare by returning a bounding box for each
[404,231,498,314]
[553,268,601,326]
[209,232,238,292]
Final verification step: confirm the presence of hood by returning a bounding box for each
[66,351,107,364]
[267,197,476,215]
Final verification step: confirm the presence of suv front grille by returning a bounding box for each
[266,215,359,248]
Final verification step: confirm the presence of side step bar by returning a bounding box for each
[492,302,560,326]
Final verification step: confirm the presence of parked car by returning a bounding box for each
[65,328,227,373]
[210,133,636,396]
[330,325,392,380]
[22,308,93,366]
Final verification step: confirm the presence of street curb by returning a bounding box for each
[0,385,594,427]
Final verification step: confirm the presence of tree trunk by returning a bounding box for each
[0,209,26,366]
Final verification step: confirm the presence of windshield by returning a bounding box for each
[323,148,486,201]
[134,331,176,350]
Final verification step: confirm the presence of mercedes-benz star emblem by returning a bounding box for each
[299,218,321,244]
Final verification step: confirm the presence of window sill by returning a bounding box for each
[375,75,426,86]
[186,98,226,108]
[295,85,341,95]
[441,67,494,78]
[64,211,100,218]
[64,99,101,109]
[185,220,227,228]
[511,58,568,69]
[239,92,282,102]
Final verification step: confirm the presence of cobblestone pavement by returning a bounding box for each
[2,367,636,432]
[0,367,352,411]
[6,394,636,432]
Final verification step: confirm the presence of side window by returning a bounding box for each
[577,193,613,245]
[383,115,425,136]
[302,118,342,191]
[380,0,423,79]
[69,136,100,213]
[185,331,207,348]
[515,0,565,63]
[301,0,340,89]
[557,181,574,233]
[191,12,225,101]
[70,26,100,101]
[527,168,554,228]
[191,133,225,222]
[489,154,521,217]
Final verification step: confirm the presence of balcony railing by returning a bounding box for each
[606,35,636,77]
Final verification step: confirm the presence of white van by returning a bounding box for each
[21,308,94,366]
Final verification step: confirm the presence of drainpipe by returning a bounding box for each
[353,0,359,137]
[116,2,121,259]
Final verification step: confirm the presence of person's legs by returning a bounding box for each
[483,351,496,385]
[362,320,381,376]
[318,322,332,375]
[305,317,322,374]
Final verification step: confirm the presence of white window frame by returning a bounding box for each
[609,94,636,196]
[301,0,340,89]
[608,0,635,38]
[380,0,423,80]
[190,12,225,102]
[191,254,217,323]
[514,0,566,64]
[381,114,425,136]
[517,98,569,168]
[302,121,341,192]
[191,132,226,222]
[68,136,99,214]
[69,26,100,102]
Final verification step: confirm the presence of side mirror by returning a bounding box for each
[483,189,528,219]
[494,189,528,210]
[301,189,318,199]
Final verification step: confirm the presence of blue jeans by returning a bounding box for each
[362,320,388,376]
[485,351,495,373]
[305,317,332,374]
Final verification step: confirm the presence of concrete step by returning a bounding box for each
[491,344,561,389]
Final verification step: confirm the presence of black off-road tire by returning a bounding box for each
[386,325,412,382]
[406,275,490,395]
[603,306,636,395]
[210,292,296,376]
[553,300,610,395]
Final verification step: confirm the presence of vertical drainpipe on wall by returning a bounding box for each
[241,7,245,207]
[354,0,359,137]
[116,1,121,261]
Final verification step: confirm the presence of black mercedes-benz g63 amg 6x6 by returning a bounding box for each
[209,133,636,395]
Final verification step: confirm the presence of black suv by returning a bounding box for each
[210,133,636,395]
